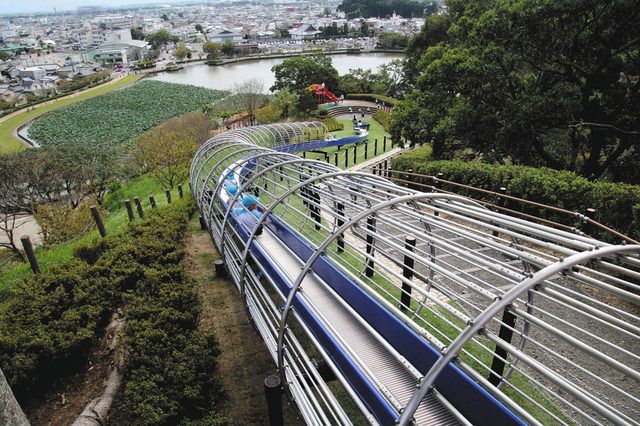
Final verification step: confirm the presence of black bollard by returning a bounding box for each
[344,148,349,168]
[383,136,387,151]
[374,138,378,156]
[178,184,184,199]
[400,237,416,312]
[337,202,345,253]
[365,216,375,278]
[334,152,339,167]
[264,375,283,426]
[488,308,517,386]
[165,189,172,204]
[149,195,157,209]
[353,143,358,164]
[214,260,226,278]
[364,141,368,160]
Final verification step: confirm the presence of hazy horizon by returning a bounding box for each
[1,0,177,15]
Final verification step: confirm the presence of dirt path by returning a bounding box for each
[185,221,304,425]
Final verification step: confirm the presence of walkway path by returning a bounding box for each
[185,222,303,425]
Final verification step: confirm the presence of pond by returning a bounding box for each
[149,52,403,92]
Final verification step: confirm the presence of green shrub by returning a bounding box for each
[320,117,344,132]
[346,93,398,106]
[0,195,223,426]
[29,81,227,147]
[391,147,640,242]
[372,109,390,133]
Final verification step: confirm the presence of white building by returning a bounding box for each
[207,29,243,43]
[289,24,321,40]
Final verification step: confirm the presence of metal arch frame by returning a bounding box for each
[192,122,640,426]
[200,145,274,229]
[397,244,640,426]
[275,192,485,381]
[238,170,391,302]
[218,157,331,265]
[201,148,297,231]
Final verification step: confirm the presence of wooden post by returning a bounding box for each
[124,199,135,221]
[365,216,375,278]
[334,152,339,167]
[336,202,345,254]
[353,143,357,164]
[199,215,207,230]
[134,197,144,219]
[374,138,378,156]
[149,195,157,209]
[178,184,184,199]
[90,205,106,237]
[344,148,349,168]
[400,237,416,312]
[20,236,40,274]
[364,141,368,160]
[303,151,307,159]
[165,189,172,204]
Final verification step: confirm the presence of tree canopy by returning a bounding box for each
[338,0,438,18]
[392,0,640,181]
[147,29,179,48]
[270,55,340,93]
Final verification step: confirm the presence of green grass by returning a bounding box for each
[0,75,143,154]
[0,175,181,292]
[302,118,393,168]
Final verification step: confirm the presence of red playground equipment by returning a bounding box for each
[308,83,342,105]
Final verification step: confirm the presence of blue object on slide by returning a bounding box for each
[227,171,235,180]
[242,194,260,209]
[226,185,238,196]
[251,210,263,220]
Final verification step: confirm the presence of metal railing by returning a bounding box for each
[191,122,640,425]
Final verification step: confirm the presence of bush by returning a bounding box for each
[0,195,222,426]
[320,117,344,132]
[392,147,640,242]
[372,109,390,133]
[346,93,398,106]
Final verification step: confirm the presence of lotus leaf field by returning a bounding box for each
[28,80,227,146]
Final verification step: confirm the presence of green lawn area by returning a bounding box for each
[0,74,144,154]
[0,174,181,292]
[303,118,393,168]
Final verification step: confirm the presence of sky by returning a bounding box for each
[0,0,172,15]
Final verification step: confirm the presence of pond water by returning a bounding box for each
[149,52,403,92]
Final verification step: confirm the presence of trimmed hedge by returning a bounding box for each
[0,196,225,424]
[392,146,640,242]
[345,93,398,106]
[321,117,344,132]
[372,109,390,133]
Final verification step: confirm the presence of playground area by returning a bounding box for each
[191,122,640,426]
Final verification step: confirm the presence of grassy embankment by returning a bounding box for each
[303,118,393,167]
[0,175,175,292]
[0,74,143,154]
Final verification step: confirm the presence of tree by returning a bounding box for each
[235,79,265,126]
[130,27,145,40]
[173,42,189,60]
[271,55,340,92]
[195,24,204,34]
[136,127,199,189]
[393,0,640,180]
[338,0,438,19]
[272,88,300,119]
[147,29,176,48]
[161,13,169,21]
[0,367,28,426]
[202,41,221,59]
[221,41,236,56]
[279,29,291,39]
[360,20,370,37]
[0,51,13,61]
